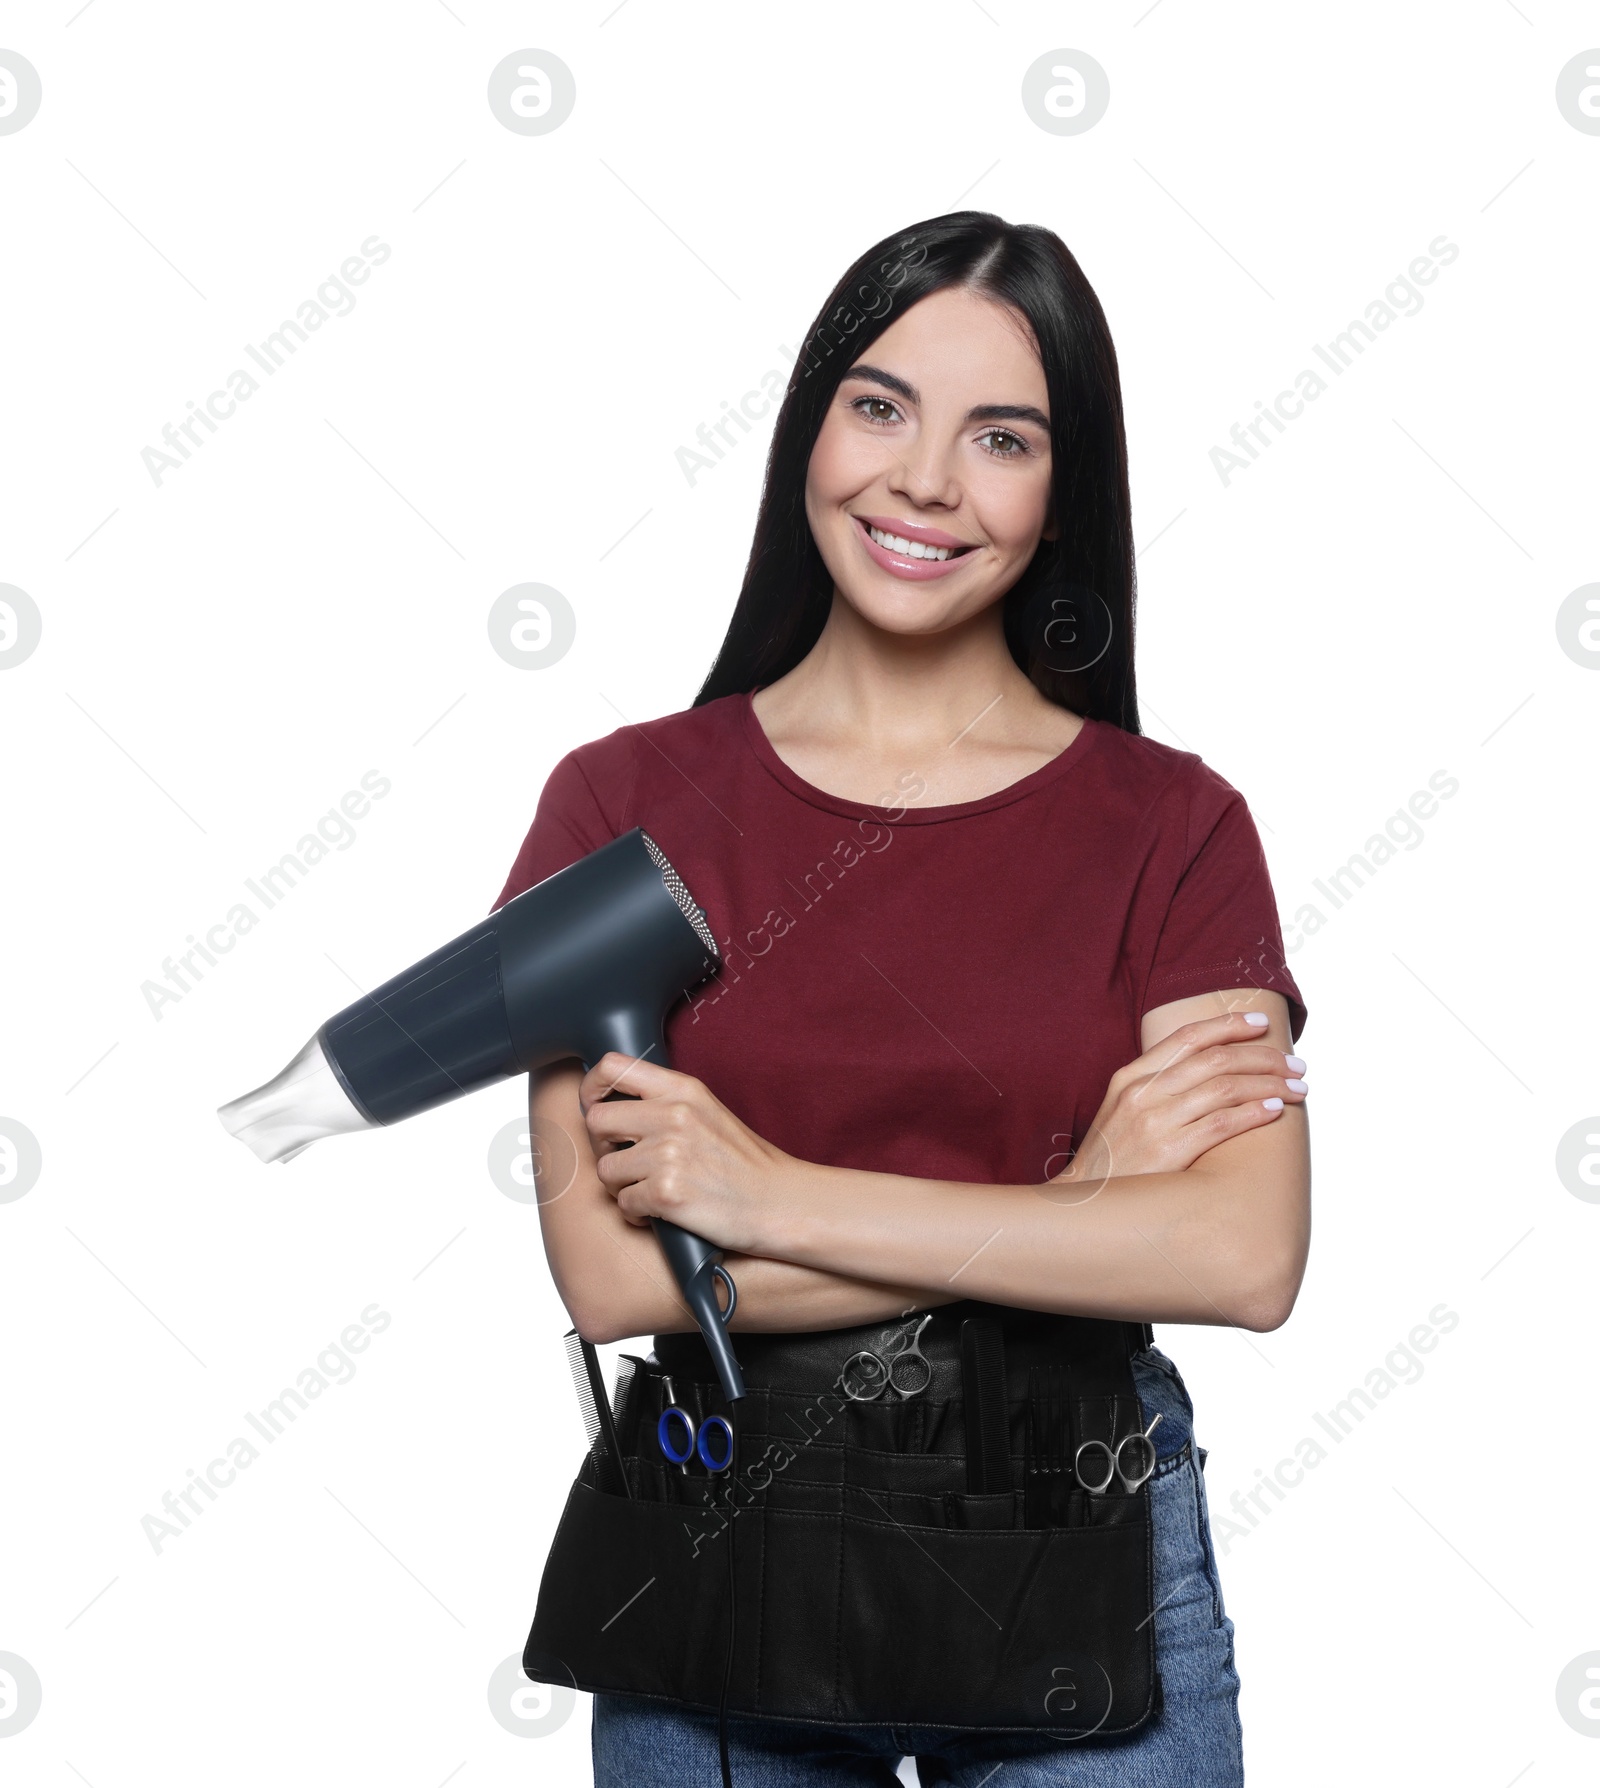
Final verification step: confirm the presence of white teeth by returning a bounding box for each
[867,524,956,561]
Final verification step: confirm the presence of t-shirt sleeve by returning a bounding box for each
[1142,759,1308,1043]
[488,745,628,914]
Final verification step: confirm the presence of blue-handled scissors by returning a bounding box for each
[656,1374,735,1474]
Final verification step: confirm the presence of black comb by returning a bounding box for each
[563,1329,631,1498]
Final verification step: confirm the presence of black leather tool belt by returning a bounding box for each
[523,1301,1159,1737]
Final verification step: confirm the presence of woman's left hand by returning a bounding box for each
[578,1052,795,1254]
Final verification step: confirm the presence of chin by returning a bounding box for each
[841,584,985,636]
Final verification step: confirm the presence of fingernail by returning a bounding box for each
[1284,1055,1306,1074]
[1263,1096,1284,1111]
[1284,1078,1308,1094]
[1243,1012,1269,1027]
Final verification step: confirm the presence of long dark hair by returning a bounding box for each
[692,211,1140,733]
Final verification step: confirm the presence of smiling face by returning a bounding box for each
[804,284,1057,639]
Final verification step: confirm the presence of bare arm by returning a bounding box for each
[529,1062,957,1345]
[583,989,1312,1337]
[760,991,1310,1332]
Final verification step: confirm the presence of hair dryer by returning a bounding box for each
[216,827,746,1403]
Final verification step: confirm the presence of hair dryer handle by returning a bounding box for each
[651,1218,746,1404]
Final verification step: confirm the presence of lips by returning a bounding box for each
[851,514,979,582]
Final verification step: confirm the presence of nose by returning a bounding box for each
[882,433,962,515]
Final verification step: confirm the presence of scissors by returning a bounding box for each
[1074,1411,1162,1494]
[656,1373,735,1474]
[841,1313,935,1402]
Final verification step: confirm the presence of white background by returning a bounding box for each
[1,3,1596,1784]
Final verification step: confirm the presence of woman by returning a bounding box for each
[496,212,1310,1785]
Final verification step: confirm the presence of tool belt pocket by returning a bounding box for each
[524,1308,1159,1737]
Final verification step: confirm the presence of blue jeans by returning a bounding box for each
[592,1346,1244,1785]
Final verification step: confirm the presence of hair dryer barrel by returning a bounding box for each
[218,829,717,1157]
[316,918,513,1126]
[319,828,718,1126]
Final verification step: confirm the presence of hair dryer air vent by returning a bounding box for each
[642,830,718,961]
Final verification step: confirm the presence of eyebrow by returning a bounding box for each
[840,362,1051,433]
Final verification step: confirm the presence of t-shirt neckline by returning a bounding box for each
[739,688,1101,824]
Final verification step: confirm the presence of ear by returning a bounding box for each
[1040,504,1060,544]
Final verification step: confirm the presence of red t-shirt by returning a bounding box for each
[491,692,1306,1188]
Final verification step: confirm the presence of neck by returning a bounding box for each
[762,588,1045,753]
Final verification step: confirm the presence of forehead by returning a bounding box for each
[857,287,1046,397]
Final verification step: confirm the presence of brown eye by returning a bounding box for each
[850,396,902,425]
[978,428,1027,458]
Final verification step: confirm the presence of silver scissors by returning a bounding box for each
[1075,1411,1162,1494]
[841,1313,934,1402]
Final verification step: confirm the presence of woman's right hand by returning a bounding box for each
[1053,1012,1307,1188]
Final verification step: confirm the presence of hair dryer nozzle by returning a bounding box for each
[217,1033,375,1164]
